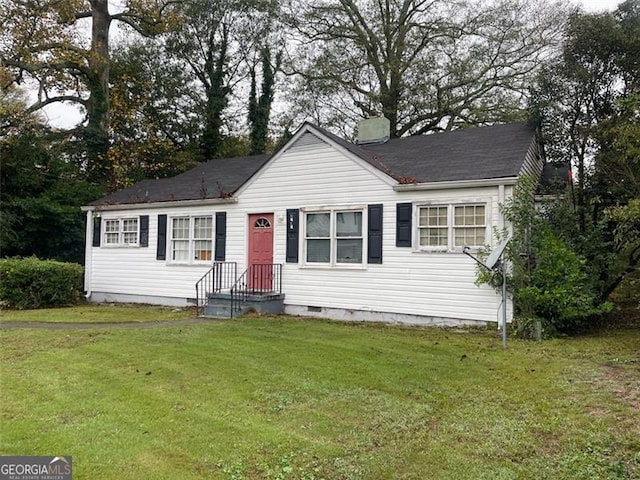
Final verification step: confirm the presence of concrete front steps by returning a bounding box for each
[202,292,285,319]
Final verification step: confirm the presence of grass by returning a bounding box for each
[1,314,638,479]
[0,303,195,323]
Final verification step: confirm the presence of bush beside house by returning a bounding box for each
[480,178,613,338]
[0,257,84,309]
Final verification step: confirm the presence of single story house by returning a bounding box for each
[82,119,544,326]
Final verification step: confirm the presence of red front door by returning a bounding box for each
[248,213,274,291]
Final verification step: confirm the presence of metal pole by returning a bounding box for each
[502,260,507,348]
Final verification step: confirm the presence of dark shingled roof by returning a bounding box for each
[537,162,571,194]
[92,155,270,206]
[321,122,538,183]
[91,122,538,206]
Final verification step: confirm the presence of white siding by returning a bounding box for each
[86,134,516,324]
[89,205,225,303]
[237,140,507,324]
[520,136,544,180]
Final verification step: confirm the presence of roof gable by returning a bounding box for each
[233,122,400,197]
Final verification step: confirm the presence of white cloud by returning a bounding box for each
[577,0,620,12]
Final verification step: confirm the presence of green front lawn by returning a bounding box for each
[1,316,638,479]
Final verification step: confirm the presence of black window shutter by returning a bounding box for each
[286,209,299,263]
[396,203,412,247]
[214,212,226,261]
[92,216,101,247]
[139,215,149,247]
[157,214,167,260]
[367,204,383,264]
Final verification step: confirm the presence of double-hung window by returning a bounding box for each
[305,209,363,265]
[418,204,486,251]
[453,204,486,248]
[418,206,448,248]
[170,216,212,263]
[103,218,139,246]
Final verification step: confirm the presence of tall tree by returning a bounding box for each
[284,0,566,137]
[1,0,177,181]
[107,41,202,188]
[0,86,103,262]
[531,0,640,301]
[248,46,281,154]
[164,0,278,159]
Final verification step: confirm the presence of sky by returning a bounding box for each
[40,0,624,129]
[579,0,622,12]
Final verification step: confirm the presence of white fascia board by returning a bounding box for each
[81,197,238,212]
[393,177,519,192]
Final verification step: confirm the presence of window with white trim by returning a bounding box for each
[453,204,486,248]
[103,218,139,246]
[170,216,213,262]
[418,204,486,251]
[304,209,363,265]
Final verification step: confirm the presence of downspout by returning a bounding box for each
[498,183,506,232]
[84,208,94,299]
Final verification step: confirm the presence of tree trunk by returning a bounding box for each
[249,48,276,155]
[380,80,401,138]
[85,0,111,180]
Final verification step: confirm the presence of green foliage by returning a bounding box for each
[1,0,180,179]
[531,2,640,302]
[0,257,84,309]
[2,197,86,263]
[163,0,279,160]
[248,47,281,155]
[0,121,105,263]
[478,178,611,338]
[515,226,612,336]
[609,198,640,251]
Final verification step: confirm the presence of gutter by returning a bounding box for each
[81,196,238,212]
[393,177,519,191]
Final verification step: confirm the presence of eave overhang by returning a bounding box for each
[393,176,519,191]
[81,197,238,212]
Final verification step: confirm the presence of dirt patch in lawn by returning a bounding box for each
[602,363,640,411]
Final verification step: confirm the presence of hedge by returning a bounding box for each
[0,257,84,309]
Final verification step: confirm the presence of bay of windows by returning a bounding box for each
[104,218,139,246]
[418,204,486,250]
[171,216,212,262]
[305,210,363,265]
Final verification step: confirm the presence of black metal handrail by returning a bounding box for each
[195,261,237,315]
[230,264,282,318]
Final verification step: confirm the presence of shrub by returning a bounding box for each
[513,226,611,336]
[0,257,84,309]
[476,177,611,338]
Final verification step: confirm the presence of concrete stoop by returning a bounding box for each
[202,292,285,319]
